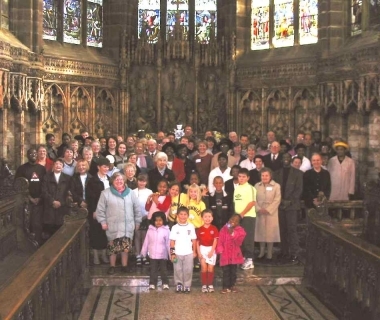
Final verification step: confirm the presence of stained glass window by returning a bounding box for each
[43,0,57,40]
[87,0,103,47]
[1,0,8,29]
[369,0,380,26]
[195,0,217,44]
[299,0,318,45]
[351,0,362,35]
[63,0,81,44]
[167,0,189,39]
[138,0,161,43]
[273,0,294,48]
[251,0,270,50]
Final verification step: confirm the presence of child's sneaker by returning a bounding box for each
[184,287,191,293]
[143,257,150,266]
[136,256,142,266]
[231,286,238,293]
[176,283,183,293]
[241,259,254,270]
[149,284,155,290]
[207,285,215,293]
[162,284,169,290]
[202,285,208,293]
[220,288,231,294]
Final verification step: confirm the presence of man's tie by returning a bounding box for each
[272,154,276,162]
[151,153,154,158]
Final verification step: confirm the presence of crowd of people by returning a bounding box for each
[14,126,356,294]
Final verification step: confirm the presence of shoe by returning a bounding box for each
[202,285,208,293]
[221,288,231,294]
[162,284,169,290]
[184,287,191,293]
[231,286,238,293]
[143,257,150,265]
[107,267,115,275]
[121,266,128,273]
[176,283,183,293]
[207,285,215,293]
[136,256,142,266]
[149,284,155,290]
[241,260,254,270]
[257,255,265,260]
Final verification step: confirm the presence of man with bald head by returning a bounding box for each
[228,131,238,143]
[263,141,283,171]
[267,131,276,149]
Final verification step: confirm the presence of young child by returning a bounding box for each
[145,179,171,220]
[208,176,233,230]
[196,209,219,293]
[170,207,197,293]
[186,183,206,228]
[216,214,246,293]
[168,182,188,228]
[141,211,170,290]
[133,174,153,266]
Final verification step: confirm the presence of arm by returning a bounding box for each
[263,184,282,215]
[232,227,246,246]
[140,230,149,257]
[192,239,197,258]
[240,186,257,217]
[42,174,55,206]
[95,191,107,227]
[170,239,176,262]
[131,191,142,229]
[207,237,218,258]
[349,160,356,196]
[145,195,153,211]
[215,229,224,254]
[155,195,171,211]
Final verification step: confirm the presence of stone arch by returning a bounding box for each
[293,88,319,136]
[266,89,289,140]
[42,83,66,136]
[94,89,116,138]
[69,86,93,136]
[239,90,262,141]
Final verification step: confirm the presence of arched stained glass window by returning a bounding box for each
[195,0,217,44]
[43,0,58,40]
[273,0,294,48]
[351,0,362,35]
[138,0,161,43]
[63,0,81,44]
[299,0,318,45]
[251,0,270,50]
[167,0,189,39]
[87,0,103,47]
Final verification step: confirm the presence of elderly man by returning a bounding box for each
[147,139,158,158]
[240,134,250,157]
[263,141,282,171]
[327,141,355,200]
[228,131,238,143]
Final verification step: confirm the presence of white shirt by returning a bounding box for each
[54,172,61,183]
[293,155,311,172]
[208,166,232,194]
[80,174,87,199]
[240,158,257,170]
[169,222,196,255]
[98,174,110,189]
[133,188,153,218]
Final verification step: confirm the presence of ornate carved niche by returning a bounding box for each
[239,90,262,142]
[322,82,341,113]
[266,90,289,140]
[69,87,91,136]
[26,78,43,114]
[363,75,379,111]
[0,70,9,110]
[325,105,341,139]
[42,84,65,134]
[368,107,380,176]
[94,89,115,138]
[9,73,27,113]
[343,80,360,113]
[294,88,319,134]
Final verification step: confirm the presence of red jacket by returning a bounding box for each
[216,225,246,266]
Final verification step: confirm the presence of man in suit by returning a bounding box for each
[263,141,282,171]
[146,139,158,159]
[274,152,303,262]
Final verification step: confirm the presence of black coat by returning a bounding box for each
[209,192,234,230]
[148,167,175,192]
[263,153,283,172]
[42,171,71,225]
[273,167,303,211]
[249,169,261,186]
[224,178,237,200]
[303,168,331,208]
[86,174,109,214]
[70,172,92,205]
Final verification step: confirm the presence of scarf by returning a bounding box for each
[172,157,186,182]
[138,154,147,168]
[110,185,130,198]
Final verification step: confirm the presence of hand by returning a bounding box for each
[102,224,108,230]
[193,251,197,258]
[93,212,97,219]
[80,201,87,208]
[198,254,203,261]
[201,187,209,197]
[152,193,159,204]
[170,254,176,262]
[228,227,234,235]
[207,251,213,259]
[52,201,61,209]
[135,224,140,231]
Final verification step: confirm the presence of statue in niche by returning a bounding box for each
[171,61,184,96]
[198,100,208,133]
[137,73,149,106]
[163,99,179,132]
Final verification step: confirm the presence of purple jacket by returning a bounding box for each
[141,225,170,260]
[216,225,246,266]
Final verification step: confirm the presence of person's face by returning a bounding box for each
[311,154,322,170]
[85,138,92,147]
[336,146,346,158]
[92,143,100,154]
[129,154,137,164]
[77,161,88,174]
[322,156,329,166]
[157,132,165,141]
[267,131,275,142]
[231,168,240,179]
[261,171,271,184]
[83,151,93,162]
[113,175,125,190]
[207,140,214,149]
[37,148,46,160]
[202,212,213,225]
[157,181,168,195]
[164,146,174,156]
[198,143,207,154]
[125,167,135,178]
[260,137,268,148]
[71,142,78,152]
[238,173,249,184]
[228,215,240,227]
[108,138,117,150]
[64,149,74,160]
[63,135,71,145]
[117,136,123,143]
[204,131,213,138]
[247,147,255,160]
[304,134,312,146]
[280,144,288,154]
[189,188,198,200]
[220,143,229,154]
[240,136,249,147]
[135,143,144,154]
[162,138,170,145]
[47,136,55,147]
[296,134,305,144]
[282,153,291,167]
[98,164,109,176]
[297,147,305,158]
[213,178,224,192]
[180,138,189,146]
[321,145,330,153]
[168,135,175,143]
[255,158,263,170]
[137,179,147,189]
[188,142,194,151]
[185,126,193,136]
[81,132,89,139]
[118,144,127,155]
[147,141,156,152]
[271,142,280,154]
[178,147,188,159]
[313,132,321,143]
[218,156,227,168]
[229,132,238,142]
[169,185,180,197]
[233,145,241,154]
[127,137,135,147]
[27,149,38,163]
[53,161,63,173]
[190,174,200,185]
[292,158,302,169]
[157,157,167,170]
[177,210,189,224]
[154,217,164,228]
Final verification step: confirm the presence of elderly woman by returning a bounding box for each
[37,145,54,172]
[135,141,154,174]
[82,147,93,165]
[192,140,213,185]
[127,153,141,177]
[254,168,281,260]
[96,172,142,274]
[89,140,105,175]
[148,151,175,192]
[124,162,138,189]
[70,159,92,209]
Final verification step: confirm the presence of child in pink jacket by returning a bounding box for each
[216,214,246,293]
[141,211,171,290]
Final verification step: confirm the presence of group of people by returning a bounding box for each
[14,126,356,294]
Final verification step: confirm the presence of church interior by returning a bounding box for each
[0,0,380,319]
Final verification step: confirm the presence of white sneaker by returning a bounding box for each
[202,285,208,293]
[149,284,155,290]
[241,260,254,270]
[207,285,215,293]
[162,284,169,290]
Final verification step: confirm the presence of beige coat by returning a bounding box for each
[327,156,355,201]
[254,180,281,242]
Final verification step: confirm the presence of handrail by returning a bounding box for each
[0,217,87,320]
